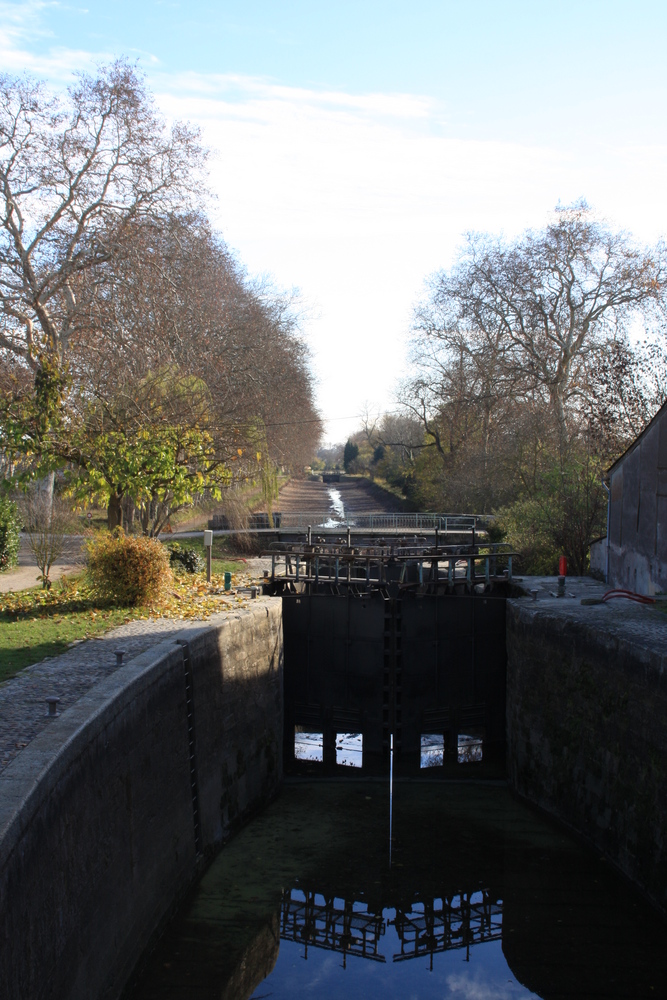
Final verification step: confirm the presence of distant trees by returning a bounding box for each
[343,440,359,471]
[408,201,665,471]
[392,203,667,571]
[0,64,321,529]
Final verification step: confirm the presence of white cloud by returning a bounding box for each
[3,16,667,441]
[446,968,537,998]
[0,1,105,79]
[154,74,667,440]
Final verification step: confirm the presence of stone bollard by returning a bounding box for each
[45,696,60,717]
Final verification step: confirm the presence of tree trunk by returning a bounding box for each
[122,496,135,532]
[107,492,122,531]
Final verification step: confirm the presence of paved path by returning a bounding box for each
[0,535,86,593]
[0,598,276,775]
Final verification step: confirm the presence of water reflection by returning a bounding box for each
[282,890,385,963]
[281,887,502,968]
[392,891,502,965]
[129,783,667,1000]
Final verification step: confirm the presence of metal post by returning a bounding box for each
[448,559,453,585]
[507,555,512,581]
[389,733,394,869]
[602,478,611,584]
[203,529,213,583]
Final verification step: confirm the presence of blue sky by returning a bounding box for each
[3,1,667,439]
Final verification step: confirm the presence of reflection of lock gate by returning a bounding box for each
[281,890,386,962]
[280,888,502,965]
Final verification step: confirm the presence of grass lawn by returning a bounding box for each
[0,601,142,684]
[0,553,250,686]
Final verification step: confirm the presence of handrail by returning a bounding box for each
[253,512,491,530]
[268,548,515,586]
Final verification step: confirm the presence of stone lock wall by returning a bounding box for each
[506,600,667,914]
[0,600,283,1000]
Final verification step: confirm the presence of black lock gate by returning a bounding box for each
[282,589,507,777]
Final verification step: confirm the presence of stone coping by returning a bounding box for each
[509,575,667,676]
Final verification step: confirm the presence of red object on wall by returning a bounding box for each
[559,555,567,576]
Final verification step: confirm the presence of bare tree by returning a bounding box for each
[0,61,204,370]
[413,202,665,456]
[20,490,69,588]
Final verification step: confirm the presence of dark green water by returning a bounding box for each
[128,782,667,1000]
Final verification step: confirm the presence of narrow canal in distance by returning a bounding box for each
[127,782,667,1000]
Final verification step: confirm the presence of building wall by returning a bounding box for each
[608,404,667,594]
[588,536,607,580]
[0,601,283,1000]
[506,599,667,915]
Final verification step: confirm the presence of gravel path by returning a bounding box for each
[0,554,273,775]
[0,611,244,774]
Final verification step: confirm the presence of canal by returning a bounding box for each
[127,781,667,999]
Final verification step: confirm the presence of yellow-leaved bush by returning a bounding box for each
[86,531,172,606]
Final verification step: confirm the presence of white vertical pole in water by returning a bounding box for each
[389,733,394,868]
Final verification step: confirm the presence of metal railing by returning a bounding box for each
[268,543,514,587]
[257,512,490,531]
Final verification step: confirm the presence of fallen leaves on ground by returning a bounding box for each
[148,572,258,620]
[0,571,261,625]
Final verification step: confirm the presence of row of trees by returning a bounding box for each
[350,203,667,572]
[0,62,320,533]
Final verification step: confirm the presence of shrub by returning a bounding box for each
[86,531,172,605]
[494,460,607,575]
[168,543,204,574]
[0,496,20,571]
